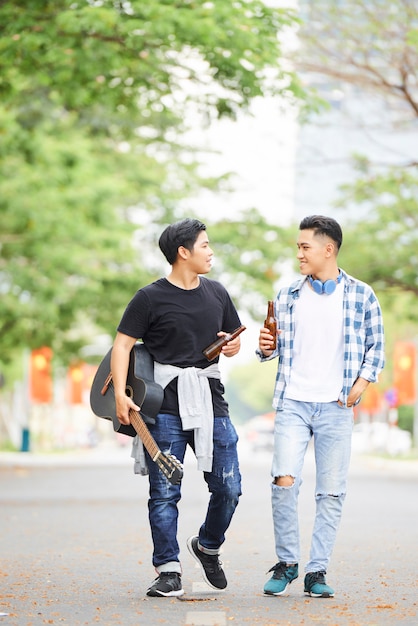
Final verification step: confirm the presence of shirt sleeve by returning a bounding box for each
[117,289,150,339]
[358,289,385,382]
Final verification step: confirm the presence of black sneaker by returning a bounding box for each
[146,572,184,597]
[187,535,227,590]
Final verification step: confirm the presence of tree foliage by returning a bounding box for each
[208,209,295,317]
[227,356,278,419]
[296,0,418,307]
[298,0,418,121]
[337,168,418,298]
[0,0,306,365]
[2,0,302,120]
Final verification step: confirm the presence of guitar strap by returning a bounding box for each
[133,343,164,425]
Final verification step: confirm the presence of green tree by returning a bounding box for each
[208,210,295,317]
[296,0,418,307]
[227,357,278,421]
[0,0,307,366]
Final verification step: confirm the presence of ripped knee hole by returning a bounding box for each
[274,475,295,487]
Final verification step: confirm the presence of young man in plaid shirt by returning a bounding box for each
[258,215,385,598]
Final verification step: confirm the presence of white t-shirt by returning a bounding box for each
[285,280,344,403]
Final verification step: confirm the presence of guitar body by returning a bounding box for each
[90,343,164,437]
[90,343,183,485]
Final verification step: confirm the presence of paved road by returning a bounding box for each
[1,442,417,626]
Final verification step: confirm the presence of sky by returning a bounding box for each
[185,97,298,227]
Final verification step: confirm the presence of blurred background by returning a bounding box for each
[1,0,417,459]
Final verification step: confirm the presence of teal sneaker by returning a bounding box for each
[263,562,299,596]
[304,571,334,598]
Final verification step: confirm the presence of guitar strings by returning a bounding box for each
[107,378,156,452]
[106,376,182,483]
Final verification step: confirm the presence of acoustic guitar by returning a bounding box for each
[90,343,183,485]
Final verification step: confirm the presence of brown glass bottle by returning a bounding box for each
[264,300,277,350]
[203,325,246,361]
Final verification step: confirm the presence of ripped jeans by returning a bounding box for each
[146,413,242,572]
[271,399,353,573]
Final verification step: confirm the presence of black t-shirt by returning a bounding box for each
[117,277,241,416]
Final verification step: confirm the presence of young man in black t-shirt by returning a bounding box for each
[111,218,243,598]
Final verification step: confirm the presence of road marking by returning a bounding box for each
[192,581,214,593]
[185,611,226,625]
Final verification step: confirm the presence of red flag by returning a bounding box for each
[67,363,97,404]
[393,341,416,405]
[68,364,84,404]
[30,347,53,403]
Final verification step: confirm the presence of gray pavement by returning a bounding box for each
[1,441,417,626]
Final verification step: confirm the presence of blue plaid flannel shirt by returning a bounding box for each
[257,270,385,409]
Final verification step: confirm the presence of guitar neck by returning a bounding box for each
[129,409,160,461]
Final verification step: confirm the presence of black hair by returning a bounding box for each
[299,215,343,251]
[158,218,207,265]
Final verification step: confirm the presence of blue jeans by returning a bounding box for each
[146,413,242,572]
[271,399,353,573]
